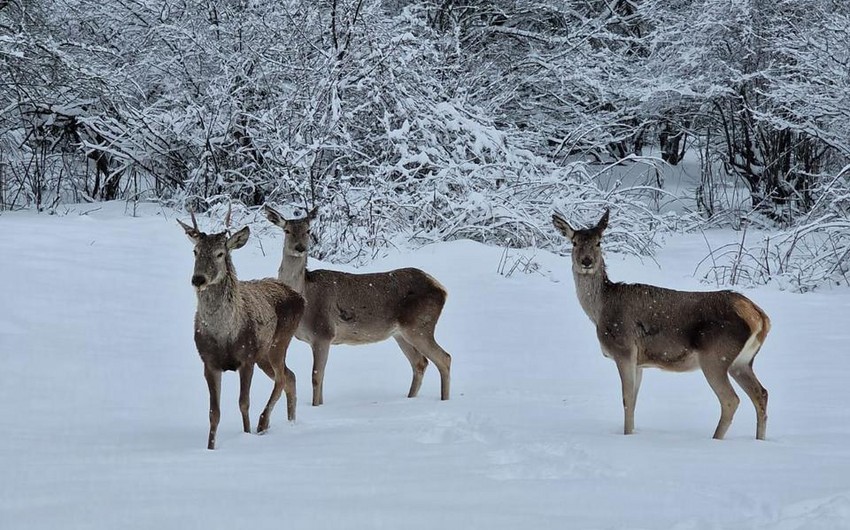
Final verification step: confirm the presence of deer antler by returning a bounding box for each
[189,208,199,232]
[224,202,232,233]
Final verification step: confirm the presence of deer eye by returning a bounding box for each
[215,251,225,259]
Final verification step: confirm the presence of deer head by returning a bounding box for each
[264,206,318,258]
[552,209,609,275]
[178,210,250,291]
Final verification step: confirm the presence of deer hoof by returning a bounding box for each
[257,416,269,434]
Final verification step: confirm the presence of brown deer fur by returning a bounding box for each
[178,214,305,449]
[264,206,452,405]
[552,209,770,440]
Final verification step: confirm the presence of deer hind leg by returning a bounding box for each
[283,366,297,421]
[310,340,331,406]
[699,351,740,440]
[258,363,294,433]
[203,365,222,450]
[258,338,297,433]
[400,328,451,400]
[256,359,296,422]
[256,359,275,380]
[394,336,429,398]
[238,363,255,434]
[730,360,768,440]
[614,356,638,435]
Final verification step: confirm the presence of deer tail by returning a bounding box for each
[732,296,771,367]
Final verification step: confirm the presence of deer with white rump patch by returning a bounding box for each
[178,208,305,449]
[552,209,770,440]
[264,206,452,405]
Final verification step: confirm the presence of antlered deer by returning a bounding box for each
[178,210,305,449]
[552,209,770,440]
[264,206,452,405]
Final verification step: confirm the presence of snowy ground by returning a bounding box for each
[2,203,849,529]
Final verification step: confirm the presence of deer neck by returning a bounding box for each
[573,263,610,326]
[195,261,243,338]
[279,250,307,295]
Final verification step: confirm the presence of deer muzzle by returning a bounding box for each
[192,274,209,290]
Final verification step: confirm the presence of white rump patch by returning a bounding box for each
[732,331,762,368]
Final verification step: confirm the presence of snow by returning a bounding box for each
[2,204,850,529]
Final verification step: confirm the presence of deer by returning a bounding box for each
[552,209,771,440]
[263,205,452,406]
[178,208,305,449]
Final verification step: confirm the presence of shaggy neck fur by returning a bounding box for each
[195,258,244,339]
[573,262,610,326]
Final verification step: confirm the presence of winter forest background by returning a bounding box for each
[4,3,850,526]
[1,0,849,289]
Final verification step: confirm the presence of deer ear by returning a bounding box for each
[594,208,610,233]
[264,205,286,227]
[307,207,318,221]
[226,226,250,250]
[552,213,575,239]
[177,219,201,243]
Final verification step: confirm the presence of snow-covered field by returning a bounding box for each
[2,204,849,529]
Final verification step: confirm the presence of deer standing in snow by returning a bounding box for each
[264,206,452,405]
[552,209,770,439]
[178,210,305,449]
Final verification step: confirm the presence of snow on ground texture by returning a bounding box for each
[1,204,849,529]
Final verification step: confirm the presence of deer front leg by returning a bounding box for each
[311,340,331,406]
[238,363,255,434]
[614,357,638,435]
[204,365,222,450]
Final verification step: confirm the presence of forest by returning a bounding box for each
[1,0,848,289]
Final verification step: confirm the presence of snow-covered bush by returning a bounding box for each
[295,161,671,264]
[6,0,850,280]
[156,2,670,263]
[699,166,850,291]
[216,120,672,265]
[190,99,673,264]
